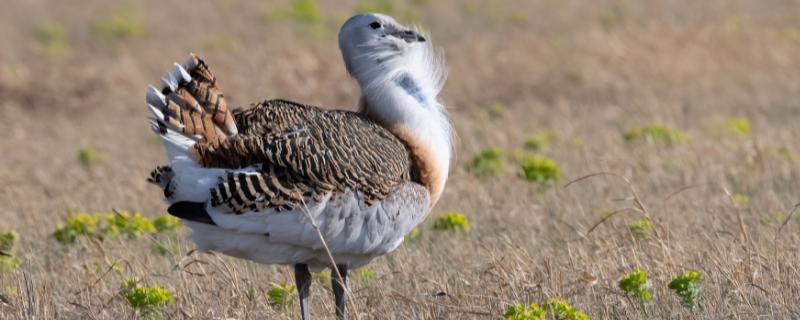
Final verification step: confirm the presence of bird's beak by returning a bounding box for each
[391,30,426,43]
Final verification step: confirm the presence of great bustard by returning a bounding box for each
[145,13,451,319]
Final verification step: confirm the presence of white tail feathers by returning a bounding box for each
[185,53,199,70]
[148,119,197,162]
[173,62,191,83]
[146,54,240,204]
[146,56,206,166]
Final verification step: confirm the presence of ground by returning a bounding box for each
[1,0,800,319]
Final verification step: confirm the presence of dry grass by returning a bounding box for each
[2,0,800,318]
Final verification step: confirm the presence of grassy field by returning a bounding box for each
[2,0,800,318]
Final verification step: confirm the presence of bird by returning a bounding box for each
[145,13,452,320]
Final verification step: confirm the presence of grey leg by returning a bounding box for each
[295,264,312,320]
[331,264,348,320]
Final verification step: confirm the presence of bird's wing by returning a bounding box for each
[231,99,319,137]
[146,55,414,211]
[194,103,414,212]
[161,101,426,257]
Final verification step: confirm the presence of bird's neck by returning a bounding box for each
[358,76,452,207]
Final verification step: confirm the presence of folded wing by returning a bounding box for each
[147,55,415,216]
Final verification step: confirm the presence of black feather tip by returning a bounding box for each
[168,201,216,225]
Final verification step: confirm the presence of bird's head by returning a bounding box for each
[338,13,442,95]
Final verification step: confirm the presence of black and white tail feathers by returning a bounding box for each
[146,54,236,211]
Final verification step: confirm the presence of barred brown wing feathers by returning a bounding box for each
[149,59,414,211]
[232,99,318,137]
[183,54,238,136]
[210,166,313,213]
[195,100,412,210]
[160,94,227,145]
[148,54,238,146]
[195,135,266,168]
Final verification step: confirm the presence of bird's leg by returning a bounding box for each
[295,264,312,320]
[331,264,348,320]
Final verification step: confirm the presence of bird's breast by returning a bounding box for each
[388,125,448,207]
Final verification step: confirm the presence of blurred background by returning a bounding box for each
[3,0,798,223]
[1,0,800,318]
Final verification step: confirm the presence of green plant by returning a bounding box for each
[265,0,327,37]
[4,286,18,297]
[288,0,321,23]
[316,270,331,282]
[153,215,181,233]
[619,269,653,303]
[121,279,174,316]
[765,210,787,224]
[623,124,686,146]
[511,11,528,26]
[358,267,374,282]
[0,255,20,271]
[598,208,613,219]
[468,148,504,177]
[488,101,507,118]
[151,243,170,256]
[628,219,654,238]
[524,130,558,151]
[432,212,470,232]
[267,284,296,309]
[519,155,561,182]
[668,270,702,309]
[77,147,104,166]
[733,193,751,207]
[724,117,751,135]
[504,303,545,320]
[53,211,161,244]
[91,5,145,40]
[504,300,589,320]
[0,231,17,253]
[405,227,421,242]
[33,22,68,57]
[778,147,795,161]
[53,213,99,244]
[570,137,585,148]
[108,211,156,238]
[544,299,590,320]
[0,231,20,271]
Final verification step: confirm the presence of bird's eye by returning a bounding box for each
[369,22,382,29]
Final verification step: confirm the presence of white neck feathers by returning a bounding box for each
[356,49,452,206]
